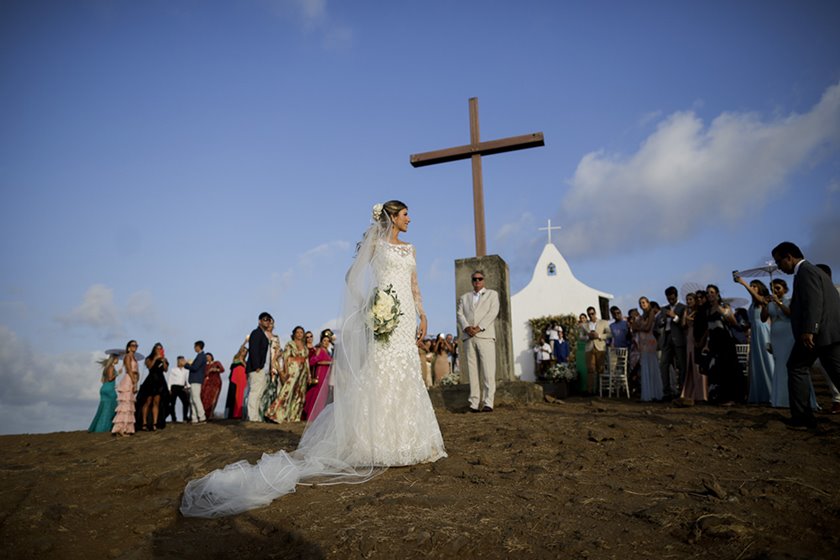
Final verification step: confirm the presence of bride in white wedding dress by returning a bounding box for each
[180,200,447,517]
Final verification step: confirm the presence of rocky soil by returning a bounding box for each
[2,389,839,559]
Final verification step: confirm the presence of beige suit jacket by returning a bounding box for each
[579,319,611,352]
[457,289,500,341]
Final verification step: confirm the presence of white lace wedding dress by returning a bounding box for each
[180,239,446,518]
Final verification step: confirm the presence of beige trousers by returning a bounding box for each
[464,336,496,409]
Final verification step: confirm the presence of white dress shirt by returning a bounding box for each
[167,366,190,388]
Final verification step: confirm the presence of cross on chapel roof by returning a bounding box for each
[538,219,562,245]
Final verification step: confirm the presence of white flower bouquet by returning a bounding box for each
[439,372,461,387]
[542,362,576,383]
[370,284,403,343]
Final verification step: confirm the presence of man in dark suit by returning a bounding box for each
[246,312,272,422]
[772,241,840,429]
[187,340,207,423]
[659,286,687,399]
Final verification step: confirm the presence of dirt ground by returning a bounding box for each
[2,387,839,560]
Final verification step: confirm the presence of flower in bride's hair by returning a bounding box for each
[372,203,383,221]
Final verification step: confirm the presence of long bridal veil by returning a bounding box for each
[180,217,391,518]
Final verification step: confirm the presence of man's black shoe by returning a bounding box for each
[785,417,817,431]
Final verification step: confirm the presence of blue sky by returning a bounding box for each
[1,0,838,434]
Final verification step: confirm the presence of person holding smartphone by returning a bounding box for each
[734,272,774,404]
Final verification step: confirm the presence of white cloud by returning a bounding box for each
[495,211,536,243]
[557,81,840,257]
[55,285,171,339]
[126,289,157,326]
[318,317,340,333]
[0,325,103,434]
[804,190,840,274]
[56,284,122,336]
[262,0,325,24]
[0,300,28,320]
[260,0,352,48]
[638,110,663,128]
[269,240,351,300]
[296,0,326,21]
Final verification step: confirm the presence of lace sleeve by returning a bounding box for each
[411,246,426,318]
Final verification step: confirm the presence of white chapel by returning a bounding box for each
[510,221,613,381]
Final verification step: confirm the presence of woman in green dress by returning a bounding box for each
[89,354,119,432]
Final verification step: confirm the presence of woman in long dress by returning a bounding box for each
[634,297,663,402]
[431,334,453,386]
[735,277,774,403]
[225,346,248,419]
[113,340,139,436]
[704,284,741,406]
[201,353,225,419]
[304,333,332,420]
[181,200,447,517]
[265,326,310,423]
[257,321,283,422]
[89,354,119,432]
[678,293,708,403]
[575,313,589,392]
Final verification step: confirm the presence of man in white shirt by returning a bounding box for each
[167,356,191,423]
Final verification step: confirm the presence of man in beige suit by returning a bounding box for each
[457,270,500,412]
[580,306,612,394]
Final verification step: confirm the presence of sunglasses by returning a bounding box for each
[471,277,484,282]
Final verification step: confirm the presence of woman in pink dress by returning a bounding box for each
[113,340,139,436]
[304,333,333,420]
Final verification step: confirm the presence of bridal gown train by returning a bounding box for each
[180,240,447,518]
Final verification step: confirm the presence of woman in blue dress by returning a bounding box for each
[763,278,817,408]
[634,297,663,402]
[88,354,119,432]
[735,276,774,404]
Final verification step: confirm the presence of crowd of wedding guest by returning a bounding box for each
[535,270,840,414]
[417,333,459,388]
[87,312,347,435]
[89,262,839,434]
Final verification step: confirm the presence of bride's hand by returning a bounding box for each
[416,315,428,345]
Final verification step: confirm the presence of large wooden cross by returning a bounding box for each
[410,97,544,257]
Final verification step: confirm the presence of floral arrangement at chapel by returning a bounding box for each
[528,314,581,365]
[370,284,403,342]
[439,371,461,387]
[541,362,577,383]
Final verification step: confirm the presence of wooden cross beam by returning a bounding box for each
[410,97,544,257]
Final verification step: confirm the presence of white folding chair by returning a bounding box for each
[736,344,750,379]
[600,347,630,398]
